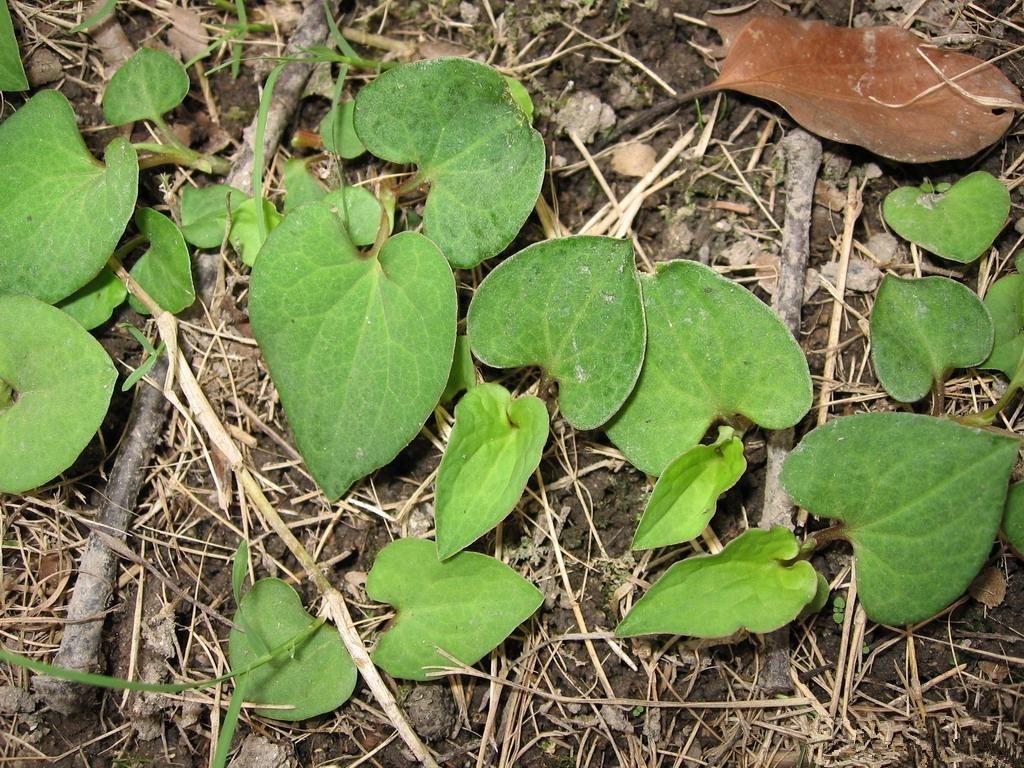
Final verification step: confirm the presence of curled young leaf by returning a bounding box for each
[703,15,1021,163]
[782,413,1018,626]
[367,538,543,681]
[129,208,195,316]
[467,236,646,430]
[435,383,548,559]
[616,527,818,638]
[981,271,1024,381]
[0,90,138,304]
[883,172,1010,263]
[606,260,810,476]
[58,267,127,330]
[870,275,993,403]
[633,426,746,550]
[0,294,117,493]
[320,100,365,159]
[354,57,545,268]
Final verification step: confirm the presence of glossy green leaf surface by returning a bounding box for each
[633,426,746,550]
[870,276,993,403]
[320,100,365,159]
[180,184,243,248]
[228,578,355,721]
[441,335,476,404]
[782,413,1017,626]
[322,186,389,247]
[616,527,818,638]
[435,383,548,559]
[102,47,189,124]
[282,158,326,213]
[468,236,645,430]
[0,294,117,493]
[606,260,811,476]
[0,90,138,303]
[0,0,28,91]
[981,272,1024,380]
[129,208,195,316]
[367,538,543,680]
[882,172,1010,264]
[250,200,456,500]
[1002,483,1024,554]
[354,57,545,268]
[57,267,126,330]
[228,197,283,267]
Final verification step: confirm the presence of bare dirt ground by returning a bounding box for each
[2,1,1024,766]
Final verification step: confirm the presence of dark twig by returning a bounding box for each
[758,128,822,695]
[34,357,171,713]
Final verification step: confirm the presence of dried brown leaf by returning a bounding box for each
[968,566,1006,609]
[703,15,1021,162]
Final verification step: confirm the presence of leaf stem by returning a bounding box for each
[803,525,846,551]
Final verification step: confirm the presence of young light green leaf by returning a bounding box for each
[1002,483,1024,554]
[882,172,1010,264]
[57,267,127,330]
[129,208,196,316]
[180,184,244,248]
[282,158,326,213]
[0,0,28,91]
[633,426,746,550]
[467,236,645,430]
[870,275,993,403]
[366,538,543,680]
[354,57,545,268]
[441,335,476,404]
[322,185,390,247]
[229,197,283,266]
[606,260,811,476]
[228,578,356,720]
[102,47,190,125]
[250,200,456,500]
[503,76,535,123]
[782,413,1018,626]
[616,527,818,638]
[0,90,138,304]
[0,294,117,493]
[435,383,548,559]
[797,572,831,620]
[980,272,1024,380]
[320,100,365,159]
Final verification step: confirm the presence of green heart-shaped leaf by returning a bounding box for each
[180,184,244,248]
[467,236,645,430]
[882,172,1010,264]
[606,260,811,476]
[633,426,746,550]
[102,48,189,125]
[0,294,117,493]
[782,413,1018,626]
[353,57,545,268]
[435,383,548,559]
[320,100,365,159]
[616,527,818,638]
[322,186,390,247]
[1002,483,1024,554]
[0,90,138,304]
[58,267,127,330]
[870,276,993,403]
[366,538,543,681]
[250,200,456,500]
[0,0,28,91]
[441,335,476,404]
[980,272,1024,380]
[129,208,195,316]
[228,578,356,721]
[282,158,326,213]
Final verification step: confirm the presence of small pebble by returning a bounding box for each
[26,49,62,87]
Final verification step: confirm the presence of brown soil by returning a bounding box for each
[2,1,1024,767]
